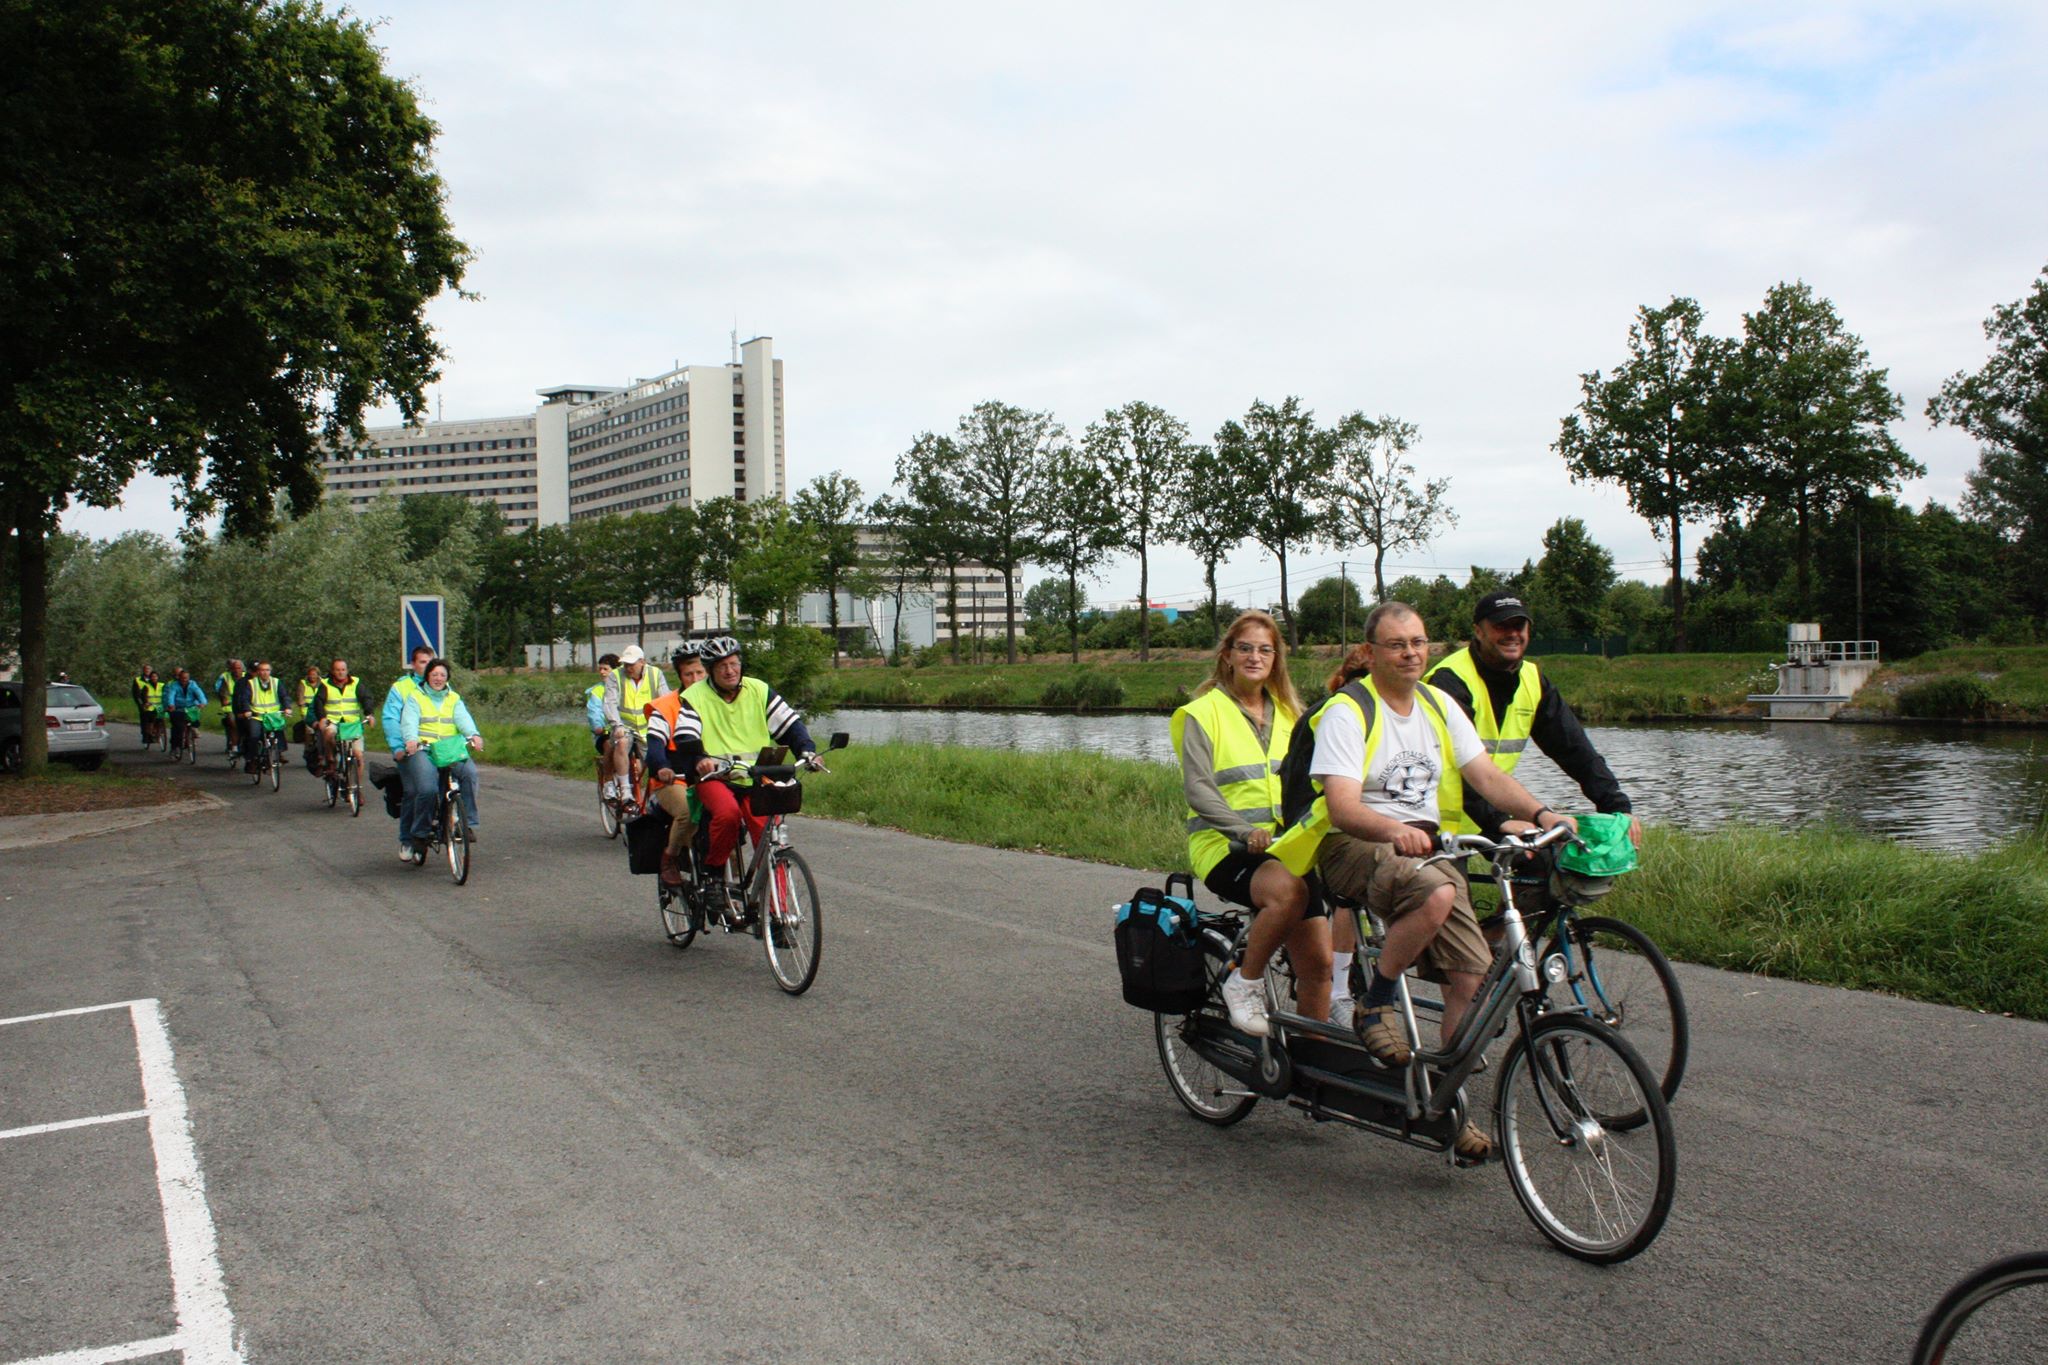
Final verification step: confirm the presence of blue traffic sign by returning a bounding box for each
[401,595,444,664]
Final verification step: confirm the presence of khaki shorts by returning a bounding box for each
[651,783,697,855]
[1316,833,1489,979]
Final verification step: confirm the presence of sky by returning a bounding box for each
[69,0,2048,615]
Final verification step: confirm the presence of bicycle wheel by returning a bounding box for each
[268,742,281,792]
[1496,1014,1675,1263]
[1555,915,1688,1119]
[346,774,361,817]
[325,771,339,808]
[1913,1251,2048,1364]
[761,848,821,994]
[600,783,621,838]
[657,879,699,950]
[444,796,470,885]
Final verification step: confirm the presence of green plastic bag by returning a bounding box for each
[1558,811,1637,877]
[428,733,471,768]
[337,720,364,742]
[259,712,288,733]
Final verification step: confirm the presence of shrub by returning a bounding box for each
[1041,669,1125,711]
[1897,675,1991,719]
[940,679,1010,708]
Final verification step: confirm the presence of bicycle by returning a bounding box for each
[171,709,201,765]
[408,762,473,884]
[1912,1251,2048,1364]
[596,732,644,839]
[1152,823,1676,1263]
[649,734,846,995]
[247,719,288,792]
[324,728,364,817]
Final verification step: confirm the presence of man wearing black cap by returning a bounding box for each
[1426,591,1638,846]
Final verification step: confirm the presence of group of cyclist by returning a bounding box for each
[1170,591,1640,1164]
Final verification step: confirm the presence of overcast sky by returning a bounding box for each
[69,0,2048,614]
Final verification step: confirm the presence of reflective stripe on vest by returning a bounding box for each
[141,681,165,709]
[415,688,461,741]
[1170,686,1291,881]
[321,679,362,722]
[1428,648,1540,835]
[1268,679,1458,878]
[621,670,653,736]
[249,678,282,717]
[684,676,773,760]
[299,680,321,712]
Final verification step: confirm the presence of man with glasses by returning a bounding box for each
[1426,591,1638,848]
[1272,602,1571,1163]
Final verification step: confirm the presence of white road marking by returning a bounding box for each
[7,1335,181,1365]
[0,1000,148,1028]
[0,1110,147,1142]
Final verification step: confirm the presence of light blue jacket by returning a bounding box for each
[584,680,608,732]
[163,679,208,712]
[382,670,426,753]
[398,685,480,747]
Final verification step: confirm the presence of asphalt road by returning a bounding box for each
[2,745,2044,1363]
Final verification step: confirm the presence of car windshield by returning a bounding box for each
[46,685,95,708]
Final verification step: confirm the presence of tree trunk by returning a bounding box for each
[828,575,842,668]
[1003,556,1019,665]
[1136,529,1150,662]
[1276,546,1296,647]
[1794,488,1812,619]
[1373,545,1387,601]
[946,565,961,664]
[1669,510,1688,652]
[16,496,50,775]
[636,603,647,652]
[1206,560,1221,645]
[1068,565,1081,665]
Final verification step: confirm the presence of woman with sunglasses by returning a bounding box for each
[1168,609,1330,1038]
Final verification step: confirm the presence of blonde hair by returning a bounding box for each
[1195,610,1304,720]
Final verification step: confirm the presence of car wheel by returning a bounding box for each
[0,736,20,775]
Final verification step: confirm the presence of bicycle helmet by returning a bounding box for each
[669,641,703,666]
[699,635,742,662]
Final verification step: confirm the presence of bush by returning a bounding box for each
[940,679,1010,708]
[1041,669,1125,711]
[1897,675,1991,719]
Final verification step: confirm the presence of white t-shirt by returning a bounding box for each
[1310,687,1485,828]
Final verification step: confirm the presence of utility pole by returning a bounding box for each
[1339,561,1350,645]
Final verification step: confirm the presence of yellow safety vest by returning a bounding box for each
[683,676,774,760]
[1169,685,1292,880]
[298,678,322,713]
[1270,678,1460,878]
[1428,648,1541,835]
[140,679,165,710]
[248,678,283,718]
[321,678,362,722]
[415,688,462,741]
[620,669,654,737]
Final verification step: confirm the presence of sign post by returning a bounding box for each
[400,595,445,666]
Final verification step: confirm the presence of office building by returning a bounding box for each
[320,414,544,529]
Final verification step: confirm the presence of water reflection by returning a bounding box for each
[816,708,2048,852]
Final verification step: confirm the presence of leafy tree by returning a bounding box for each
[1086,401,1194,660]
[46,533,183,700]
[1295,575,1366,644]
[791,472,879,664]
[950,401,1057,664]
[398,494,476,566]
[1213,397,1335,646]
[651,501,706,642]
[732,501,829,698]
[602,512,677,651]
[866,491,937,663]
[1554,298,1735,651]
[1032,440,1118,663]
[1024,576,1086,627]
[1728,281,1919,617]
[0,0,467,771]
[1599,580,1671,651]
[1326,413,1454,599]
[888,435,978,662]
[1533,518,1618,636]
[1928,264,2048,618]
[1168,443,1251,645]
[694,497,758,630]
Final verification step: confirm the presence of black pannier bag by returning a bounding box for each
[1113,880,1207,1013]
[624,805,673,875]
[367,763,404,819]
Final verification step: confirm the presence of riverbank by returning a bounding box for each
[1841,645,2048,723]
[483,733,2047,1019]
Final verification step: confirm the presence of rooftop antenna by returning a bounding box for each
[436,390,443,422]
[731,319,739,364]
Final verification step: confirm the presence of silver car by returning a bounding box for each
[0,681,111,773]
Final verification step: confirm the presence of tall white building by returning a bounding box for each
[320,413,544,529]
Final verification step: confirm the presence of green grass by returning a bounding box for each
[482,723,2048,1017]
[1853,646,2048,718]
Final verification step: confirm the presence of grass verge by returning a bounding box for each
[0,766,203,817]
[484,725,2048,1018]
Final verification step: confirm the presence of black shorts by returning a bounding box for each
[592,731,608,754]
[1202,850,1328,919]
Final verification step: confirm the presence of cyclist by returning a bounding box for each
[131,665,164,747]
[669,636,819,914]
[295,665,324,765]
[213,659,245,757]
[585,653,620,762]
[312,658,368,782]
[601,645,669,805]
[1425,591,1639,850]
[232,660,293,773]
[643,642,712,887]
[383,644,434,860]
[398,658,483,850]
[1271,602,1572,1162]
[163,667,207,756]
[1170,610,1329,1038]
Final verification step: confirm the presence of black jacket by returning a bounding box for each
[1428,651,1631,839]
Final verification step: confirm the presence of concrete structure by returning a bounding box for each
[320,414,544,529]
[1746,624,1881,720]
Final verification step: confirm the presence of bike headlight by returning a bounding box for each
[1543,953,1569,984]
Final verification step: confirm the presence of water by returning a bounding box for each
[813,708,2048,852]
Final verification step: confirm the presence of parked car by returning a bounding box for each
[0,681,111,773]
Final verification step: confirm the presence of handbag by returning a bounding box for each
[1113,878,1208,1013]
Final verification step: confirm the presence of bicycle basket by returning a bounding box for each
[427,734,470,768]
[1113,886,1206,1013]
[624,806,672,875]
[749,777,802,816]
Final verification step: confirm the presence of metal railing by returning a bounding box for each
[1781,640,1880,666]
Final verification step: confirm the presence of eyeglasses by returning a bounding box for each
[1231,642,1277,657]
[1371,637,1431,656]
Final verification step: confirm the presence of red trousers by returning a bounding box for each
[696,779,764,867]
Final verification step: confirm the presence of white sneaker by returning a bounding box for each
[397,844,414,862]
[1220,970,1271,1038]
[1328,997,1356,1032]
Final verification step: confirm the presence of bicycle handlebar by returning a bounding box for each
[1419,821,1576,870]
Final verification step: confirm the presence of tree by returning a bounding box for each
[1326,413,1455,599]
[1212,397,1335,646]
[731,502,829,700]
[604,512,676,651]
[1928,264,2048,619]
[949,402,1056,664]
[1168,443,1252,645]
[1086,401,1194,660]
[651,501,706,642]
[1554,298,1735,650]
[0,0,467,771]
[888,435,978,662]
[1030,441,1118,663]
[1533,518,1618,637]
[694,498,758,630]
[1023,577,1085,630]
[867,491,935,663]
[1728,281,1919,617]
[1295,575,1366,643]
[791,472,878,664]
